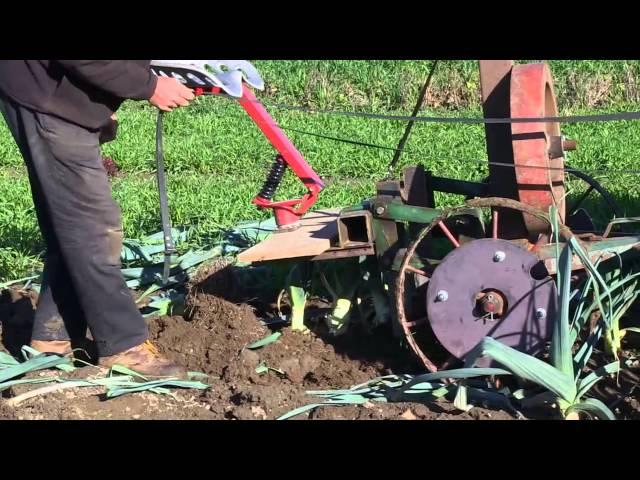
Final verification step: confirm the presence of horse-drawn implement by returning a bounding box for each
[151,59,640,372]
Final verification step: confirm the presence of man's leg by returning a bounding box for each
[0,95,185,376]
[23,111,146,356]
[26,142,90,349]
[0,94,86,353]
[31,249,90,352]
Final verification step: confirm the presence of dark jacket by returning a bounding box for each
[0,60,157,129]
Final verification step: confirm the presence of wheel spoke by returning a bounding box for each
[568,185,594,217]
[405,317,427,328]
[565,164,623,218]
[437,221,461,248]
[406,265,429,277]
[492,209,499,240]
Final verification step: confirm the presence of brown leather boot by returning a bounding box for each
[30,340,72,356]
[98,340,187,378]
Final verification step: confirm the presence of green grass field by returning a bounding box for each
[2,60,640,281]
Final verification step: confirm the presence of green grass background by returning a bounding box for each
[2,60,640,280]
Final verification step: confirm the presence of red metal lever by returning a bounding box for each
[195,85,325,228]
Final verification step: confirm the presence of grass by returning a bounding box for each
[2,60,640,280]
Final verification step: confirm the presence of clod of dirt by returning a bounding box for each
[188,258,246,305]
[280,358,304,384]
[278,355,321,384]
[251,405,268,420]
[101,156,119,177]
[148,294,265,377]
[0,402,16,420]
[223,348,261,383]
[412,404,431,418]
[0,287,37,356]
[400,409,417,420]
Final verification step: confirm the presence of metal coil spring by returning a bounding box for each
[258,155,287,200]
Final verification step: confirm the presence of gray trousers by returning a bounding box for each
[0,94,148,356]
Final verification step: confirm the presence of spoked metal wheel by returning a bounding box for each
[564,165,623,229]
[396,197,575,372]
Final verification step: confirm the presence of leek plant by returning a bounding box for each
[283,263,309,332]
[317,259,362,335]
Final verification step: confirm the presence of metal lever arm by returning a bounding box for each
[194,84,325,228]
[238,85,325,227]
[150,60,325,229]
[155,111,176,285]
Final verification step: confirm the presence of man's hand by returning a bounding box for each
[149,77,195,112]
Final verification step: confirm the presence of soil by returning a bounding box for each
[0,262,638,421]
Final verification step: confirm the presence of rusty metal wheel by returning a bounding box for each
[510,63,567,236]
[484,62,570,240]
[395,197,574,372]
[564,165,623,228]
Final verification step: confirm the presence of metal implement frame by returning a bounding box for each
[195,85,325,228]
[335,186,640,271]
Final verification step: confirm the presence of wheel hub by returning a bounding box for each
[474,289,507,319]
[426,238,557,361]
